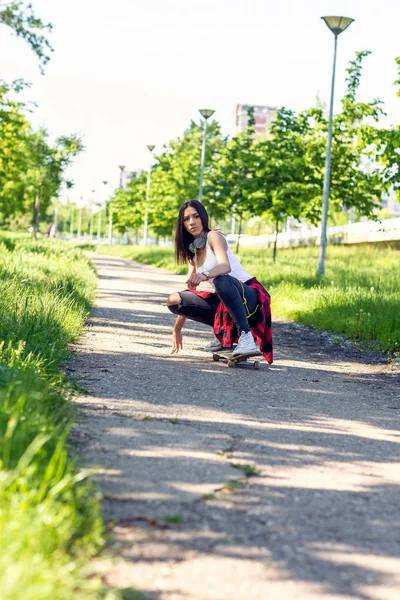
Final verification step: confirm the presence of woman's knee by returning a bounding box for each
[213,274,230,286]
[167,292,181,307]
[213,274,233,292]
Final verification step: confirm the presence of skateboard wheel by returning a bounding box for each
[213,354,220,362]
[253,361,260,370]
[227,360,234,368]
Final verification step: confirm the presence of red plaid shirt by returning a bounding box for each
[191,278,273,364]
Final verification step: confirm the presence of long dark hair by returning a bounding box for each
[175,199,210,265]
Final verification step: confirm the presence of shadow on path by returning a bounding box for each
[72,254,400,600]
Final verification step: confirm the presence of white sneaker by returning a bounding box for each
[232,331,258,356]
[203,335,223,352]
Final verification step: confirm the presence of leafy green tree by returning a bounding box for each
[328,51,387,219]
[0,1,53,72]
[253,108,320,260]
[0,80,34,222]
[0,80,83,234]
[107,120,225,242]
[27,130,84,238]
[111,171,147,236]
[370,57,400,200]
[208,108,261,251]
[148,119,226,237]
[258,50,392,262]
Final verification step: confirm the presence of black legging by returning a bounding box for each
[168,274,258,334]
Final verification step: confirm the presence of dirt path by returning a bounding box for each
[71,253,400,600]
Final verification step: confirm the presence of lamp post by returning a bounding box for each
[118,165,125,191]
[98,180,108,242]
[53,207,58,236]
[318,16,354,277]
[70,205,74,239]
[77,197,83,238]
[89,189,95,241]
[143,145,155,246]
[198,109,215,203]
[108,166,124,244]
[97,206,102,241]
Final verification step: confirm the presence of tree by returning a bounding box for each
[0,1,53,72]
[208,108,261,252]
[0,80,83,233]
[26,131,84,239]
[253,108,321,260]
[0,79,34,223]
[256,51,392,262]
[327,51,387,220]
[148,120,226,237]
[370,57,400,201]
[111,171,147,237]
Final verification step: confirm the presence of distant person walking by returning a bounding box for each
[167,200,273,363]
[47,224,56,238]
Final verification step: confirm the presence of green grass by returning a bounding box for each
[163,513,184,524]
[91,243,400,354]
[222,480,245,492]
[0,237,108,600]
[230,463,260,477]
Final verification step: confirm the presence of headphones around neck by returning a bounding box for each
[189,231,208,254]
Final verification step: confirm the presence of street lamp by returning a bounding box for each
[108,166,125,244]
[77,196,83,238]
[143,145,155,246]
[198,109,215,203]
[118,165,125,191]
[89,189,95,241]
[98,180,108,241]
[70,204,74,239]
[318,16,354,276]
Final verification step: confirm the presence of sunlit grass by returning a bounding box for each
[92,243,400,354]
[0,237,107,599]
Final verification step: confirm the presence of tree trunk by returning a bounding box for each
[273,220,279,263]
[235,216,243,254]
[32,191,40,240]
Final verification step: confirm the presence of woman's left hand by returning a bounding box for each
[186,272,207,287]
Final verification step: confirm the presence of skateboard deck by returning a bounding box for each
[212,349,263,369]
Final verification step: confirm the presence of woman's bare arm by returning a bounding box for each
[186,231,231,287]
[187,260,198,289]
[207,230,231,276]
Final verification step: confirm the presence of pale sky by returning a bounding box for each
[1,0,399,206]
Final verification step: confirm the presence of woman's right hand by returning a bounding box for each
[171,328,183,355]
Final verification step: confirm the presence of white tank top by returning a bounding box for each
[196,237,252,287]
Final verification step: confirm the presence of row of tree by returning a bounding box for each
[110,52,400,254]
[0,2,83,236]
[0,79,83,235]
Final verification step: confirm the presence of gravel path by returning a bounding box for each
[71,253,400,600]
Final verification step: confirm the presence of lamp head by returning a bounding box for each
[147,145,156,152]
[199,109,215,120]
[321,16,354,36]
[118,165,125,172]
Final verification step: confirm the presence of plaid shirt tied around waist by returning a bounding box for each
[191,277,273,364]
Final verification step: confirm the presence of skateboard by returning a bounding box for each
[212,350,263,369]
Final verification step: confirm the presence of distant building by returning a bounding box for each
[121,169,144,189]
[382,190,400,216]
[235,104,278,138]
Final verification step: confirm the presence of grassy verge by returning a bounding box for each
[91,243,400,355]
[0,237,108,599]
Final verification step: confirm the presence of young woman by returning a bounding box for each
[167,200,273,363]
